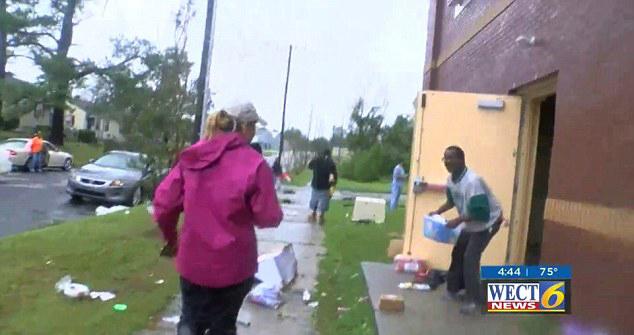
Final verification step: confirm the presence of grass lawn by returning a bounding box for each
[62,141,104,167]
[290,170,400,194]
[314,200,405,335]
[0,208,179,335]
[0,129,25,140]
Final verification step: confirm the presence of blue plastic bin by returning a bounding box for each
[423,215,461,244]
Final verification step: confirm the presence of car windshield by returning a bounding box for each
[93,153,144,170]
[0,140,28,151]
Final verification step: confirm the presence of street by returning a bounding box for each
[0,171,97,238]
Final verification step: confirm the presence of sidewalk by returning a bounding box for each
[138,186,323,335]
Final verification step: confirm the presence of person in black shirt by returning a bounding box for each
[308,149,337,224]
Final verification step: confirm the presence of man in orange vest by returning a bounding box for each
[30,132,44,172]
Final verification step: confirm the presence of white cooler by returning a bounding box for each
[352,197,386,224]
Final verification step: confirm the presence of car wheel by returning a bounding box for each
[63,158,72,171]
[128,187,143,207]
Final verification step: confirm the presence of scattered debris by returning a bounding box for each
[281,198,293,204]
[147,205,154,216]
[337,307,351,313]
[45,260,53,265]
[113,304,128,312]
[90,291,117,302]
[96,205,130,216]
[378,294,405,313]
[357,296,370,303]
[55,275,90,299]
[398,282,430,291]
[394,255,428,274]
[349,273,360,280]
[255,244,297,289]
[154,279,165,285]
[162,315,180,324]
[337,297,343,301]
[277,312,298,321]
[282,189,296,194]
[248,283,283,309]
[387,239,404,258]
[302,290,311,303]
[308,301,319,308]
[321,292,327,297]
[124,210,130,215]
[237,313,251,327]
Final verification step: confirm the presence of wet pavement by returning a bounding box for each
[138,186,323,335]
[0,170,98,238]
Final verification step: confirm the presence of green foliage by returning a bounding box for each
[346,98,384,152]
[0,113,18,130]
[341,107,414,181]
[76,129,96,143]
[92,45,194,172]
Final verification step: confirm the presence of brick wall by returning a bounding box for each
[424,0,634,208]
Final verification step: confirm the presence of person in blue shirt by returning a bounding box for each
[389,162,408,210]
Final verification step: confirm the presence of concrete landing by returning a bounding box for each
[361,262,562,335]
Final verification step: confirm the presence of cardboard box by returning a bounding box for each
[255,243,297,289]
[387,239,404,258]
[379,294,405,312]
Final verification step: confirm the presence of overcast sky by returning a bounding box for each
[8,0,429,138]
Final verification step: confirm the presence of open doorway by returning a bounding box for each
[524,95,556,264]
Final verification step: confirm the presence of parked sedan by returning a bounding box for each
[66,150,154,206]
[0,138,73,171]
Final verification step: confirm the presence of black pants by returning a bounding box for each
[178,277,253,335]
[447,222,501,305]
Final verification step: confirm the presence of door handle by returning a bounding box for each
[412,177,427,194]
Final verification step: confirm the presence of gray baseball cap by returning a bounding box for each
[225,102,267,126]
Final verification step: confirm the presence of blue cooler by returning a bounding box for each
[423,215,461,244]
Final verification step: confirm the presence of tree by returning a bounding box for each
[92,2,196,172]
[20,0,143,145]
[0,0,55,119]
[382,115,413,167]
[346,97,384,152]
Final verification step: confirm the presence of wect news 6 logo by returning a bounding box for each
[483,280,571,313]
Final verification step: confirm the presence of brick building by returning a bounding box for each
[422,0,633,333]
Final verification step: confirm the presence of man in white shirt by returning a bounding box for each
[429,146,504,315]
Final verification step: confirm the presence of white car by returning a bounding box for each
[0,138,74,171]
[0,149,11,174]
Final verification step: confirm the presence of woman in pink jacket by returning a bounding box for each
[153,103,283,335]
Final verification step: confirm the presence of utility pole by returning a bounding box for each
[307,106,313,140]
[277,45,293,163]
[193,0,216,142]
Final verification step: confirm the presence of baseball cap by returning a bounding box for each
[225,102,267,126]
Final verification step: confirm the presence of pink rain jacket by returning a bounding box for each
[153,133,283,287]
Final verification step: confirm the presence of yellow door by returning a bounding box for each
[403,91,522,270]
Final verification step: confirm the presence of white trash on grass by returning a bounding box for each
[90,291,117,302]
[55,275,90,298]
[162,315,180,324]
[96,205,130,216]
